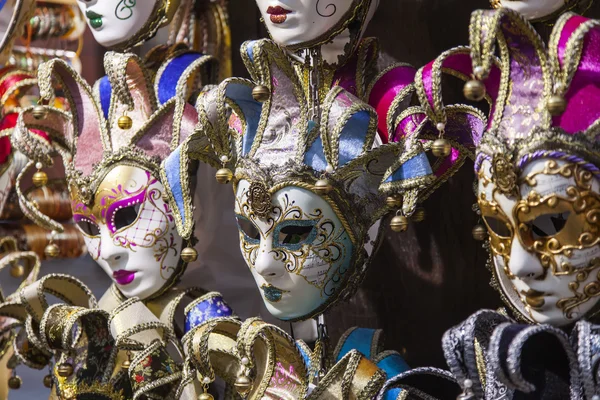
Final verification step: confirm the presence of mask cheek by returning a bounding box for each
[84,236,101,261]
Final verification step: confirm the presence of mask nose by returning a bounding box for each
[99,228,127,265]
[509,238,545,280]
[253,239,285,280]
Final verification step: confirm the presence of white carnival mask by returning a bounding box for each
[73,165,183,300]
[478,157,600,326]
[256,0,379,64]
[234,180,354,320]
[491,0,568,20]
[77,0,174,49]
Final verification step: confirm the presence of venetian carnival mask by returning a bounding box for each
[162,40,418,321]
[478,157,600,325]
[76,0,178,49]
[464,9,600,326]
[72,165,183,299]
[13,51,216,300]
[234,180,354,320]
[490,0,568,20]
[256,0,379,64]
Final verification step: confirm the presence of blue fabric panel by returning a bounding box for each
[304,122,327,171]
[385,151,433,183]
[163,148,186,223]
[0,0,8,12]
[157,52,203,105]
[336,328,376,363]
[338,110,370,166]
[184,295,233,333]
[377,353,410,378]
[98,76,111,120]
[226,83,262,156]
[383,388,403,400]
[296,343,312,375]
[246,41,256,62]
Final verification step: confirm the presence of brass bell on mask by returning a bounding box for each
[472,224,488,241]
[10,263,25,278]
[390,215,409,233]
[313,179,333,195]
[252,85,270,102]
[32,170,48,187]
[386,195,402,209]
[43,374,53,388]
[121,359,131,370]
[547,95,566,116]
[32,105,48,120]
[463,80,486,102]
[44,243,60,259]
[118,115,133,130]
[215,168,233,184]
[181,247,198,263]
[412,208,426,222]
[198,393,214,400]
[431,138,452,158]
[57,363,73,378]
[8,376,22,389]
[234,375,253,397]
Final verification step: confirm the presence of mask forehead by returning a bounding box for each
[72,165,154,224]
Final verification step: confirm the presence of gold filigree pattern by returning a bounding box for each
[247,182,272,219]
[492,153,518,197]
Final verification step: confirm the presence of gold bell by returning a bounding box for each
[8,376,21,389]
[412,208,426,222]
[313,179,333,195]
[57,363,73,377]
[431,138,452,158]
[32,170,48,187]
[181,247,198,263]
[472,224,488,241]
[385,195,402,209]
[547,95,567,116]
[215,168,233,184]
[44,243,60,259]
[198,393,214,400]
[252,85,270,102]
[43,374,53,388]
[121,359,131,370]
[390,215,409,233]
[118,115,133,130]
[10,263,25,278]
[234,375,253,397]
[32,105,48,120]
[463,80,486,102]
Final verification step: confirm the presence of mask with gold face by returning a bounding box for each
[467,8,600,326]
[13,51,216,300]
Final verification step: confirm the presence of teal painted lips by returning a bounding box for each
[261,284,288,303]
[85,10,103,29]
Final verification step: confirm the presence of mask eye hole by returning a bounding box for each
[114,204,141,231]
[236,215,260,242]
[483,216,512,238]
[275,222,316,247]
[75,217,100,237]
[527,212,570,240]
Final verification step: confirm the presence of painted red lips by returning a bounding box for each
[266,6,292,24]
